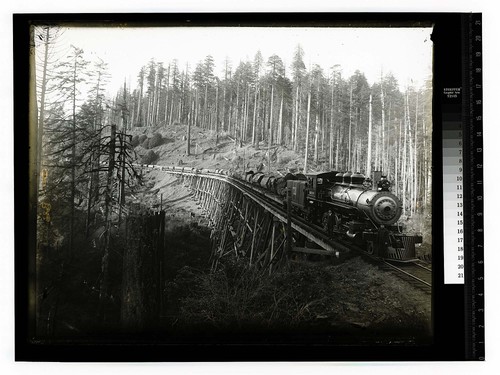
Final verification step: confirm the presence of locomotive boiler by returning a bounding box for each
[329,172,402,226]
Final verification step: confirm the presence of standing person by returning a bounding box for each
[376,224,390,257]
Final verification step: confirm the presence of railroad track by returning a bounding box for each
[146,165,433,294]
[382,260,432,294]
[346,238,432,294]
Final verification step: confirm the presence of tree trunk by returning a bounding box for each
[136,75,143,126]
[215,84,219,145]
[335,126,340,170]
[177,96,182,123]
[313,107,319,164]
[69,54,78,258]
[304,90,311,173]
[164,64,170,125]
[268,85,274,173]
[366,94,373,176]
[348,82,353,171]
[30,25,40,334]
[329,78,334,169]
[269,84,274,145]
[246,86,251,142]
[402,94,408,214]
[222,82,227,132]
[278,90,284,145]
[414,92,419,214]
[252,87,258,145]
[380,74,386,172]
[235,82,240,139]
[315,77,322,163]
[169,87,175,126]
[100,124,116,307]
[203,83,208,129]
[118,135,126,225]
[187,105,192,156]
[293,86,299,152]
[152,72,159,125]
[37,27,50,191]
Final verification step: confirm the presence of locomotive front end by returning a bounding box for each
[361,190,402,226]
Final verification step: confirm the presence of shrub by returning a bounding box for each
[141,150,159,165]
[277,151,295,166]
[131,135,140,147]
[278,155,292,165]
[141,138,150,149]
[148,132,164,148]
[175,259,334,330]
[139,134,148,144]
[140,133,164,150]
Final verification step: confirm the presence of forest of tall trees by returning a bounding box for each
[107,46,432,216]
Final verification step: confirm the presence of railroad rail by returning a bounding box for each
[383,260,432,294]
[140,164,432,291]
[357,247,432,293]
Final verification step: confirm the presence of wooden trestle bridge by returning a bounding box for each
[144,166,352,273]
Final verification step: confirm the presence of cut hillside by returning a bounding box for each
[130,124,315,175]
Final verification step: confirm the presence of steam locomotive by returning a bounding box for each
[243,169,422,261]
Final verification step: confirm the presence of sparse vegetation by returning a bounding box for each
[148,132,164,148]
[166,254,431,336]
[141,149,159,164]
[139,134,148,144]
[277,153,293,166]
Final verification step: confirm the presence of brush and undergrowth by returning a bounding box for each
[162,221,431,342]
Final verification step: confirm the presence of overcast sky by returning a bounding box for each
[47,26,432,97]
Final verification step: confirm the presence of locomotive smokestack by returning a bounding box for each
[372,171,382,190]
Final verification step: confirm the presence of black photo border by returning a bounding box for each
[14,12,478,361]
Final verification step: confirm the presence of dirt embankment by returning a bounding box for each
[132,124,312,174]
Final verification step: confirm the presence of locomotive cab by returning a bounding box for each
[287,179,308,209]
[305,171,339,200]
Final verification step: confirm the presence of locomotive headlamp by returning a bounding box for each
[374,197,398,221]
